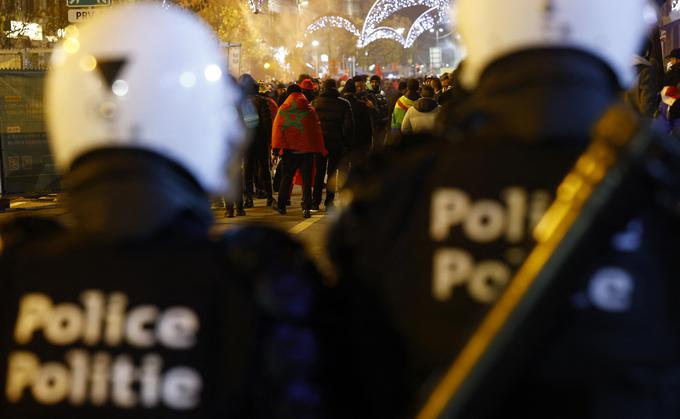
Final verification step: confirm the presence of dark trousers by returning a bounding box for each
[313,151,345,206]
[224,199,244,212]
[224,159,245,210]
[373,125,388,152]
[277,152,314,210]
[243,142,272,199]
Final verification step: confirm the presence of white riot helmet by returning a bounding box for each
[46,3,245,194]
[455,0,657,89]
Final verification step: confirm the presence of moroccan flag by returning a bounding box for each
[272,92,327,155]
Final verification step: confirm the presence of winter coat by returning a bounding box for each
[312,89,354,153]
[272,92,327,155]
[342,92,372,152]
[401,97,440,134]
[368,88,389,128]
[250,94,273,150]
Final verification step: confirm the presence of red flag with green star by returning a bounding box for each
[272,92,327,155]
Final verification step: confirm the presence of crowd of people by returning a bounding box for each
[228,71,463,218]
[1,0,679,418]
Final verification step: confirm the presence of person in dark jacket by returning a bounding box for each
[223,79,257,218]
[368,75,389,151]
[311,79,354,210]
[0,4,332,419]
[435,64,472,127]
[239,74,274,208]
[384,80,408,146]
[431,77,443,102]
[341,80,372,167]
[275,82,288,106]
[328,0,680,418]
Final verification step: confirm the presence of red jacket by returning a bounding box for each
[272,92,327,155]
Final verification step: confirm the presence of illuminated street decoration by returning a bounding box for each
[247,0,266,13]
[358,0,450,48]
[674,0,680,12]
[361,28,406,46]
[404,6,438,48]
[305,16,361,38]
[305,0,452,49]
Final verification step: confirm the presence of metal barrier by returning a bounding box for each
[0,48,51,71]
[0,70,60,211]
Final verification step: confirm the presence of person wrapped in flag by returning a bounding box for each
[272,83,327,218]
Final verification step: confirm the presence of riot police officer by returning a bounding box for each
[0,4,330,418]
[329,0,680,418]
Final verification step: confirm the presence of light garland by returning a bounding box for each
[357,0,451,48]
[359,27,406,47]
[305,0,453,49]
[404,7,438,48]
[305,16,361,38]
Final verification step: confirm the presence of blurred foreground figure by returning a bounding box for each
[329,0,680,418]
[0,5,328,418]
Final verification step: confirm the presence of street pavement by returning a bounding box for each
[0,187,337,276]
[212,190,337,277]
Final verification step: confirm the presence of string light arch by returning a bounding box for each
[303,0,453,49]
[304,16,361,38]
[357,0,451,48]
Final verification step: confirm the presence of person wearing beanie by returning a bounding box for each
[368,75,389,150]
[342,77,373,166]
[238,73,275,209]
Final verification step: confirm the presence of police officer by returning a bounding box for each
[329,0,680,417]
[0,4,330,418]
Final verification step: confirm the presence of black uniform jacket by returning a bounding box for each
[329,50,680,419]
[0,150,334,419]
